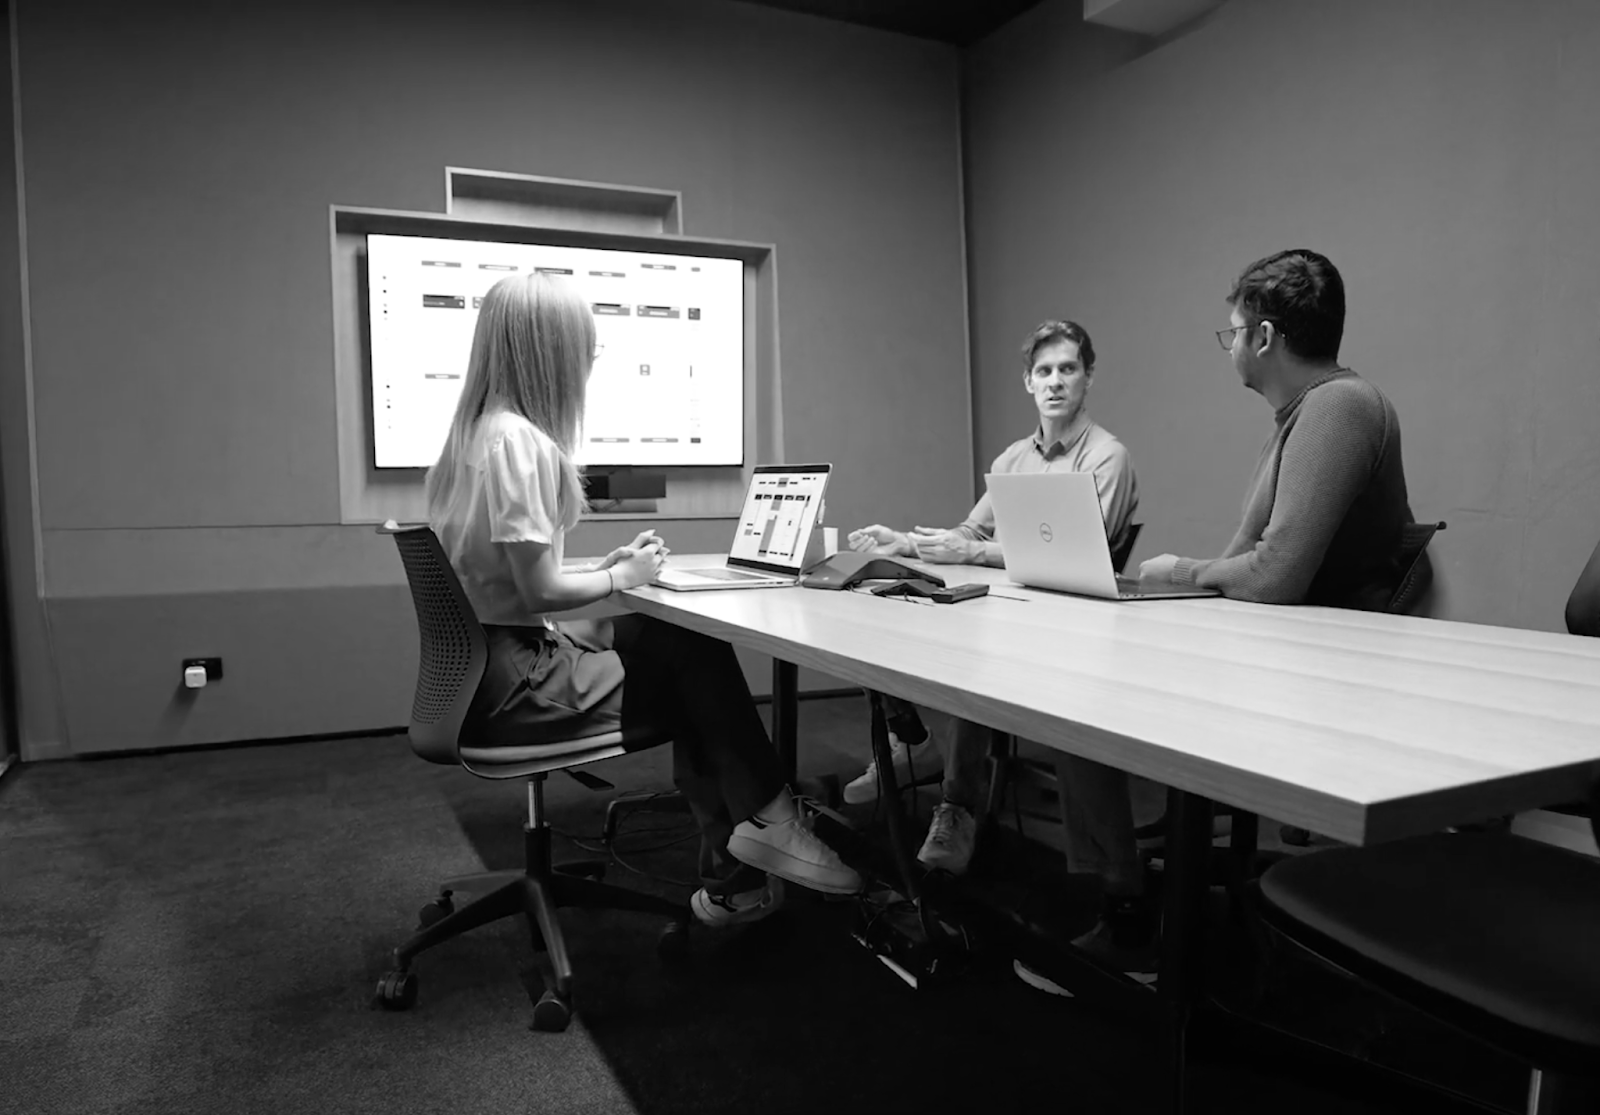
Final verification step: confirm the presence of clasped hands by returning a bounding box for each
[595,530,671,588]
[846,524,979,565]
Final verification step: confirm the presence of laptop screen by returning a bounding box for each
[728,464,831,574]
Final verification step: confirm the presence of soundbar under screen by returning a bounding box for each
[367,233,745,468]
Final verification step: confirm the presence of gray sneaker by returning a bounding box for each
[916,801,977,875]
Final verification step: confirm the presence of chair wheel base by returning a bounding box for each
[376,970,418,1010]
[531,989,572,1032]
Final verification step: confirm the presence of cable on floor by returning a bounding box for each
[551,791,703,889]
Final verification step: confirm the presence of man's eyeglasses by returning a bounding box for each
[592,343,606,361]
[1216,321,1284,351]
[1215,325,1249,351]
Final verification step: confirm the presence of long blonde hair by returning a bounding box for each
[425,271,593,529]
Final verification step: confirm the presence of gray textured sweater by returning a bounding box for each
[1171,370,1414,610]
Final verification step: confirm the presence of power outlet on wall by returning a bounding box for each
[182,657,224,681]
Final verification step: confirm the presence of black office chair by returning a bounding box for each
[1388,520,1447,614]
[1111,522,1143,578]
[1253,787,1600,1113]
[374,524,690,1032]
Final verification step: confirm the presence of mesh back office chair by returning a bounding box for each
[1253,787,1600,1114]
[374,524,690,1032]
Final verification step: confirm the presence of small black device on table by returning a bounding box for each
[870,579,989,603]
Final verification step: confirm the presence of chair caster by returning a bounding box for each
[657,919,691,962]
[376,969,418,1010]
[417,892,454,929]
[531,989,572,1032]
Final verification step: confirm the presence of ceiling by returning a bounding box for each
[728,0,1049,46]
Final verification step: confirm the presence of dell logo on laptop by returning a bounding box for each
[1039,522,1053,543]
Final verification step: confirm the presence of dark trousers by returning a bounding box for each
[477,614,786,892]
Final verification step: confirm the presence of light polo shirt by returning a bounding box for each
[956,413,1140,554]
[428,408,574,628]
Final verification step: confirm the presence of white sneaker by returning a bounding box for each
[1014,954,1155,997]
[728,803,863,895]
[1013,958,1074,998]
[691,877,785,928]
[842,734,930,805]
[916,801,976,876]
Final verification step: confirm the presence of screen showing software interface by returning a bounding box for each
[730,471,827,568]
[367,234,745,468]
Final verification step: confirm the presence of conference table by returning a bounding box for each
[618,556,1600,1107]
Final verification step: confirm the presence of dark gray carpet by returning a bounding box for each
[0,698,1521,1114]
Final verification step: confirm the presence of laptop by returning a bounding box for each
[986,472,1219,601]
[653,463,831,591]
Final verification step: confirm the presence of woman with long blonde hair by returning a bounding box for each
[427,272,859,926]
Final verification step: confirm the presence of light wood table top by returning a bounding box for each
[621,556,1600,845]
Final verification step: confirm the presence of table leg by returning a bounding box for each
[772,658,799,785]
[1159,787,1215,1114]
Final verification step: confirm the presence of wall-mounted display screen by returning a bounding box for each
[366,233,745,468]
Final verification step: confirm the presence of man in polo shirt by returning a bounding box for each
[845,319,1139,883]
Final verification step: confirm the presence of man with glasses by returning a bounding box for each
[1139,248,1417,610]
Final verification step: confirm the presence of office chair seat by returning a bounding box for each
[457,726,669,777]
[1259,831,1600,1075]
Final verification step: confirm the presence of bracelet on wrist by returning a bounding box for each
[606,568,616,595]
